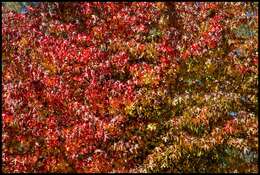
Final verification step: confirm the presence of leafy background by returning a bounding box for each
[2,2,258,173]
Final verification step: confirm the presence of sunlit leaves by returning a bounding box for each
[2,2,258,173]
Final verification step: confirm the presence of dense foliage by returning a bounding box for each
[2,2,258,173]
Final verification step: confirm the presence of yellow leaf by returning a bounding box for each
[147,123,157,131]
[41,62,57,74]
[19,37,28,47]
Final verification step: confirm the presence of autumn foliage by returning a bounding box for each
[2,2,258,173]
